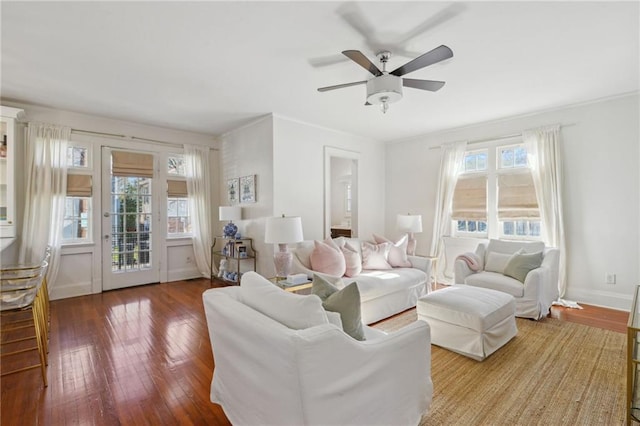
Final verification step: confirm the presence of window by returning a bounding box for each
[63,197,90,240]
[452,142,541,240]
[64,143,92,242]
[166,155,191,236]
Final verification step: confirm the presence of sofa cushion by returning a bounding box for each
[310,239,346,277]
[294,240,316,269]
[486,239,545,256]
[341,242,362,277]
[361,241,392,270]
[504,251,544,283]
[465,272,525,298]
[484,251,517,274]
[312,274,365,341]
[355,268,428,302]
[240,272,329,329]
[373,234,412,268]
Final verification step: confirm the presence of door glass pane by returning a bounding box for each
[110,176,152,272]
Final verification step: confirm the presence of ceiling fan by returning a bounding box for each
[317,45,453,113]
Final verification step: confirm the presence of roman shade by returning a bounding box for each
[66,174,92,197]
[497,172,539,219]
[451,175,487,220]
[167,180,187,197]
[111,151,153,178]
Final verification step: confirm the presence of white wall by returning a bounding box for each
[219,113,384,278]
[385,93,640,310]
[219,115,274,276]
[2,101,217,300]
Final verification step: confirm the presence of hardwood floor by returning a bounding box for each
[0,278,629,425]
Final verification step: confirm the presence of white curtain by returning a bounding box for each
[429,140,467,283]
[19,122,70,292]
[184,144,213,277]
[524,125,567,297]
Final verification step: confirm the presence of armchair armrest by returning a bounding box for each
[408,255,431,274]
[297,320,432,425]
[454,259,475,284]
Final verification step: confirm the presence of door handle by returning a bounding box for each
[104,212,110,217]
[104,235,110,240]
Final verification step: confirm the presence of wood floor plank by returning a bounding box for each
[0,277,628,425]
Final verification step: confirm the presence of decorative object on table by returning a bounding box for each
[286,273,309,285]
[240,174,256,203]
[218,258,228,278]
[397,213,423,256]
[219,206,242,237]
[227,178,239,204]
[237,245,247,258]
[235,232,241,239]
[265,214,304,279]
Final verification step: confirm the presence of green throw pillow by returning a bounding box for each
[504,251,544,283]
[312,274,365,341]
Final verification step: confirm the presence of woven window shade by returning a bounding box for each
[497,172,540,219]
[167,180,188,197]
[111,151,153,177]
[452,175,487,220]
[67,174,92,197]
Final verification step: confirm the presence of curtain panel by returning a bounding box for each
[19,122,70,293]
[429,140,467,283]
[524,124,567,297]
[184,144,213,277]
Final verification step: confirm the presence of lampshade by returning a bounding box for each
[397,214,423,233]
[219,206,241,222]
[265,216,304,244]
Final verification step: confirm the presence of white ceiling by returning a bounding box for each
[2,1,638,142]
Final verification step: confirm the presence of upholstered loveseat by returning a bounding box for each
[454,239,560,320]
[291,236,432,324]
[202,272,433,425]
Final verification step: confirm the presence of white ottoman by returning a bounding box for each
[417,285,517,361]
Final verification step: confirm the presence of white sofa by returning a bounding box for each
[202,272,433,426]
[291,237,432,324]
[454,239,560,320]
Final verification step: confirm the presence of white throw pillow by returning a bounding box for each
[373,234,412,268]
[361,241,392,270]
[485,250,522,274]
[341,242,363,277]
[240,272,329,329]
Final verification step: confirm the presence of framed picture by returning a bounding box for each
[240,174,256,203]
[227,178,239,205]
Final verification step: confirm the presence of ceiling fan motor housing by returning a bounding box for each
[366,74,403,105]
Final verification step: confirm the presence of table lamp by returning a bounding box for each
[219,206,242,238]
[265,215,304,279]
[397,213,423,256]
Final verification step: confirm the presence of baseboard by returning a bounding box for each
[167,267,202,283]
[50,281,94,301]
[565,288,632,312]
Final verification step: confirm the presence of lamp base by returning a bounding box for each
[407,233,417,256]
[273,244,292,279]
[223,221,238,238]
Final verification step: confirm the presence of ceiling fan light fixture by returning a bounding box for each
[366,74,403,108]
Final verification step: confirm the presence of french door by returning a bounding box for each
[101,147,160,290]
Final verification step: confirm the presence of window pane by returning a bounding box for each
[503,221,514,235]
[530,221,541,237]
[515,147,528,167]
[457,220,466,231]
[501,148,514,168]
[168,156,186,175]
[63,196,90,240]
[67,146,88,167]
[515,221,526,235]
[477,153,487,170]
[464,155,476,171]
[478,221,487,232]
[168,200,177,216]
[178,200,188,216]
[467,221,477,232]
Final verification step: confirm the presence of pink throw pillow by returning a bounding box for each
[310,240,346,277]
[361,241,392,270]
[341,242,362,277]
[373,234,412,268]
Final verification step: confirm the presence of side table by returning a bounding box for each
[268,277,312,293]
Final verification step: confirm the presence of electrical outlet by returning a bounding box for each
[186,256,193,264]
[605,273,616,285]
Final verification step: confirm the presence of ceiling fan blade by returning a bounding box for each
[390,45,453,77]
[308,54,349,68]
[318,80,367,92]
[337,3,379,43]
[402,78,446,92]
[342,50,383,76]
[395,3,466,45]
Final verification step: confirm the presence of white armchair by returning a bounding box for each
[454,239,560,320]
[202,272,432,426]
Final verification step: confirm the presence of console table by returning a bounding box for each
[627,284,640,424]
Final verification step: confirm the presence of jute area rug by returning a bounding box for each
[373,309,626,425]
